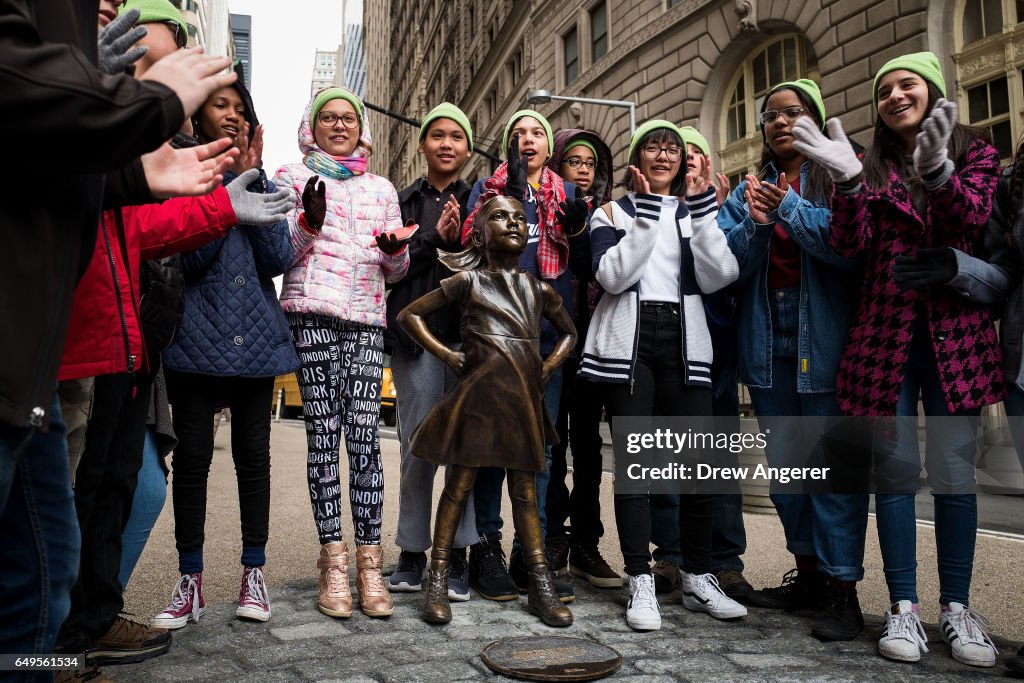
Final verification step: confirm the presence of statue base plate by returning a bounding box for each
[480,635,622,681]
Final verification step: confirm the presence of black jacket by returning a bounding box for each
[0,0,184,427]
[383,178,471,355]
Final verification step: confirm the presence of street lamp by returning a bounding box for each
[526,89,636,134]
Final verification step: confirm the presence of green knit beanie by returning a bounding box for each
[419,102,474,152]
[873,52,947,107]
[563,138,599,163]
[119,0,187,42]
[766,79,827,130]
[678,126,710,156]
[628,120,682,163]
[502,110,553,159]
[310,87,364,135]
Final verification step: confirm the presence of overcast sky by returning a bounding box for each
[228,0,363,175]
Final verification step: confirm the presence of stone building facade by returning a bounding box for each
[363,0,392,175]
[365,0,1022,191]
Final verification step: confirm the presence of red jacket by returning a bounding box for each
[59,187,237,381]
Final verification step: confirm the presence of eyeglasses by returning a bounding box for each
[317,112,360,129]
[562,157,596,170]
[164,21,187,49]
[640,144,682,161]
[759,106,806,125]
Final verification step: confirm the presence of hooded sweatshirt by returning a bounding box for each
[544,128,614,206]
[274,93,408,327]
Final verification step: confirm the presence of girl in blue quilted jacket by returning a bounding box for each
[152,80,316,629]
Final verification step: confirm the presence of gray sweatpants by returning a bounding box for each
[392,347,478,552]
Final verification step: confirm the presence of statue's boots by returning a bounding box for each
[421,561,451,624]
[527,564,573,627]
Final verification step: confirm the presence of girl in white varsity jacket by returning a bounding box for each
[581,120,741,632]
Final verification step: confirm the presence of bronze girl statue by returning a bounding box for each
[397,195,576,626]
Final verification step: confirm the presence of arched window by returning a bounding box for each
[960,0,1024,45]
[719,35,820,187]
[955,0,1024,160]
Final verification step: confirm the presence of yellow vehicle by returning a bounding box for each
[380,355,397,426]
[271,372,302,419]
[272,356,397,426]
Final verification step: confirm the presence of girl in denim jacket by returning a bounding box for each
[716,80,870,643]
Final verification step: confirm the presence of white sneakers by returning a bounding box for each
[879,600,929,662]
[680,571,747,620]
[940,602,997,667]
[626,574,662,631]
[626,570,747,630]
[876,600,997,667]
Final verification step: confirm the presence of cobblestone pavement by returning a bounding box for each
[110,421,1024,681]
[110,574,1020,682]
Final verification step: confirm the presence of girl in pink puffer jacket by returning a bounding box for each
[274,87,408,620]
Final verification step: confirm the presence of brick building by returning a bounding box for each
[364,0,1021,191]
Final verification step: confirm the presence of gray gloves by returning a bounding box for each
[914,98,957,177]
[792,118,863,183]
[97,8,149,75]
[226,169,295,226]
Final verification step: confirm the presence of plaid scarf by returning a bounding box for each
[461,163,569,280]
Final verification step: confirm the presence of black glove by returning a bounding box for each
[302,175,327,231]
[892,247,958,291]
[555,194,589,235]
[505,134,528,201]
[376,232,404,255]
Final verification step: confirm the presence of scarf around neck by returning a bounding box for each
[303,150,367,180]
[460,163,569,280]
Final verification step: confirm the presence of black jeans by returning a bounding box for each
[165,371,273,572]
[606,305,714,577]
[546,357,606,546]
[58,372,152,647]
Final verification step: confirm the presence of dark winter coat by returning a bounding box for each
[164,80,310,378]
[162,168,310,378]
[0,0,185,427]
[384,178,471,355]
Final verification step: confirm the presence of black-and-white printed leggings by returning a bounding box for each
[289,313,385,545]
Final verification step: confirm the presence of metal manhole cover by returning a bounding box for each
[480,636,622,681]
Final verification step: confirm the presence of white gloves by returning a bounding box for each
[226,169,295,226]
[913,98,957,177]
[792,118,863,183]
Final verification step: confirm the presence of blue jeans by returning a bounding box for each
[746,288,869,582]
[0,392,80,668]
[473,369,563,541]
[119,428,167,589]
[874,337,979,605]
[1001,383,1024,475]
